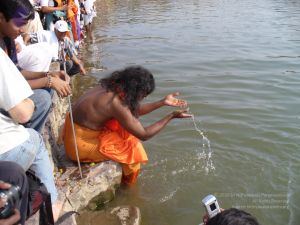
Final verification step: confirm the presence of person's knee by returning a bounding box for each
[26,129,43,155]
[34,89,52,110]
[0,161,25,179]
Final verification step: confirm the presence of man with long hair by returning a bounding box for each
[63,66,191,184]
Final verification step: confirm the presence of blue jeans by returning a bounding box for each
[24,89,53,133]
[0,129,58,202]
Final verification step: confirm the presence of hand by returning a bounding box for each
[50,71,70,84]
[0,181,11,208]
[202,208,225,225]
[171,109,192,119]
[202,213,209,225]
[51,77,72,97]
[0,182,20,225]
[14,42,22,54]
[164,92,187,108]
[61,4,69,11]
[0,209,21,225]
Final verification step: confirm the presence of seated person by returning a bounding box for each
[16,35,52,72]
[0,161,29,225]
[0,46,61,221]
[0,1,71,133]
[23,20,86,76]
[63,66,191,184]
[203,208,260,225]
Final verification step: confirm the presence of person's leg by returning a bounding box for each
[25,89,52,133]
[60,60,71,72]
[25,128,63,221]
[44,13,54,30]
[0,129,58,203]
[88,23,94,42]
[68,61,80,76]
[26,129,58,203]
[60,60,80,76]
[121,163,140,185]
[0,161,29,225]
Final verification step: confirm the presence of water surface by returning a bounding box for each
[76,0,300,224]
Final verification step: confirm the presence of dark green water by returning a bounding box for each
[76,0,300,224]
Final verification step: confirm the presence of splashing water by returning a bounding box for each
[190,113,215,174]
[159,188,179,203]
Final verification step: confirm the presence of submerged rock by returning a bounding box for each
[76,206,141,225]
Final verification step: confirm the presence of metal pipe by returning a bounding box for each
[61,41,83,178]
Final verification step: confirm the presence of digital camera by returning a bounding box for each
[202,194,221,219]
[0,185,22,219]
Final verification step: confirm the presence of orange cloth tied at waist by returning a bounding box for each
[63,113,148,165]
[99,119,148,164]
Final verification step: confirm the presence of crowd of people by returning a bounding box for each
[0,0,261,224]
[0,0,93,224]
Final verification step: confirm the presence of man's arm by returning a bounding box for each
[20,70,71,97]
[111,97,191,141]
[8,98,34,124]
[41,5,68,13]
[65,38,87,75]
[138,92,188,115]
[20,70,45,80]
[71,55,86,75]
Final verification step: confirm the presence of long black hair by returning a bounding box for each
[0,0,34,22]
[206,208,260,225]
[100,66,155,117]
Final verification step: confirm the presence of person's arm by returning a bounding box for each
[8,98,34,124]
[41,5,68,13]
[20,70,45,80]
[71,55,86,75]
[66,39,87,75]
[139,92,188,115]
[20,70,71,97]
[26,77,71,97]
[112,97,191,141]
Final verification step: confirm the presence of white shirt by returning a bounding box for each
[0,48,33,154]
[35,30,59,60]
[84,0,96,14]
[40,0,54,7]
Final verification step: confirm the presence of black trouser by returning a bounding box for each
[60,60,80,76]
[0,161,29,225]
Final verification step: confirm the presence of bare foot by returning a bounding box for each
[52,201,63,222]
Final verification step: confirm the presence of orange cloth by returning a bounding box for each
[99,119,148,165]
[63,113,148,184]
[67,0,79,42]
[63,113,105,162]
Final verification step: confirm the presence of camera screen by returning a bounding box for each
[210,203,216,211]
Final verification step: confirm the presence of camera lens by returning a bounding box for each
[0,185,22,219]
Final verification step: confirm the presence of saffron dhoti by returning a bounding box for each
[63,113,148,184]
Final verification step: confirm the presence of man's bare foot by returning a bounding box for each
[52,201,63,222]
